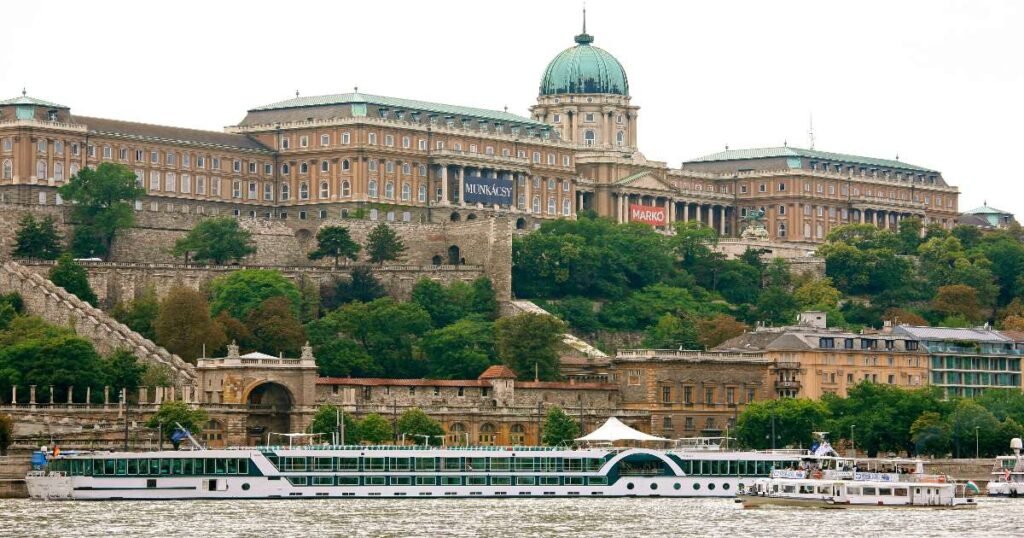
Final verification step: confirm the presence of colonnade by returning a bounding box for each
[613,192,730,235]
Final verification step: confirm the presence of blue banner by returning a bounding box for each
[463,174,513,206]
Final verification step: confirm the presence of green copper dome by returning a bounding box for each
[539,31,629,97]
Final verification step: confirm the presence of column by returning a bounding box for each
[668,199,676,228]
[67,386,74,405]
[169,386,176,402]
[683,202,689,223]
[30,385,36,408]
[440,165,449,205]
[103,386,110,409]
[524,174,532,213]
[139,387,148,405]
[85,387,91,408]
[696,204,703,225]
[719,207,727,236]
[859,210,865,224]
[49,385,54,404]
[10,385,15,405]
[457,166,465,206]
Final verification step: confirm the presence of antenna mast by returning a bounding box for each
[808,113,815,150]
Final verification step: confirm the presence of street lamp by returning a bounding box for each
[850,424,856,456]
[975,426,980,459]
[158,419,164,451]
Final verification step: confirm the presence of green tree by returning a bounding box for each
[735,398,829,449]
[397,408,445,445]
[696,314,748,349]
[910,411,951,458]
[412,278,464,328]
[48,254,98,306]
[365,223,406,263]
[332,298,432,378]
[755,286,798,325]
[495,313,565,381]
[110,287,159,341]
[643,313,700,349]
[154,287,226,363]
[420,319,497,379]
[307,404,360,445]
[103,350,146,394]
[544,297,600,334]
[145,400,209,449]
[0,317,107,405]
[322,266,387,310]
[313,339,382,378]
[57,162,145,259]
[793,278,842,311]
[947,399,1001,458]
[358,413,393,444]
[931,284,985,325]
[309,226,361,268]
[896,216,924,255]
[212,311,253,354]
[468,277,499,320]
[827,383,946,456]
[0,413,12,455]
[598,284,703,331]
[172,217,256,265]
[245,296,307,356]
[13,214,62,260]
[542,406,580,446]
[209,269,302,321]
[673,221,719,269]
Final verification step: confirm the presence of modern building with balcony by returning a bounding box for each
[891,326,1023,397]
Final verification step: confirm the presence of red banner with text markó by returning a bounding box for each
[629,204,667,226]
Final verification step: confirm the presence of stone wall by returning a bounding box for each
[716,238,826,278]
[0,202,512,303]
[0,261,196,384]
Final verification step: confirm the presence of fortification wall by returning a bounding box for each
[0,261,196,384]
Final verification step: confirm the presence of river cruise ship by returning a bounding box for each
[738,450,976,509]
[27,442,804,501]
[986,437,1024,497]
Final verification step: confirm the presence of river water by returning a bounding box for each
[1,497,1021,537]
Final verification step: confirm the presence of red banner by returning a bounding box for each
[629,204,667,226]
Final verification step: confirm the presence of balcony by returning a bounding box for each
[775,380,801,389]
[772,361,801,370]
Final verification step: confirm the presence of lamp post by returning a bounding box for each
[771,413,776,450]
[975,426,980,459]
[850,424,855,456]
[158,419,164,451]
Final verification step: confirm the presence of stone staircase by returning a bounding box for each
[0,260,195,384]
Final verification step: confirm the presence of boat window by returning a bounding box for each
[442,458,462,471]
[414,458,436,471]
[539,476,560,486]
[783,485,796,493]
[467,476,487,486]
[564,458,582,472]
[337,458,358,471]
[468,458,487,472]
[538,458,558,472]
[416,476,436,485]
[172,459,183,475]
[879,488,892,496]
[314,457,333,471]
[365,476,386,486]
[800,485,814,494]
[312,476,334,486]
[227,459,239,474]
[894,488,908,496]
[182,459,194,475]
[116,459,127,476]
[588,476,608,485]
[586,458,604,471]
[863,487,877,495]
[817,486,830,494]
[286,476,307,486]
[517,476,536,485]
[338,476,360,486]
[565,476,585,486]
[847,487,860,495]
[516,458,536,472]
[365,458,386,471]
[491,458,511,471]
[391,458,411,471]
[491,476,512,486]
[149,459,160,475]
[390,476,412,486]
[441,476,462,486]
[214,459,226,475]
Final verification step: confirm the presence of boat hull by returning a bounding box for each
[737,493,977,510]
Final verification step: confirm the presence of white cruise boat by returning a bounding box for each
[737,439,976,510]
[26,441,805,500]
[986,437,1024,497]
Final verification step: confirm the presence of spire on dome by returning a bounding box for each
[574,4,594,45]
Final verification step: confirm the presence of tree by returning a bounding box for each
[212,311,253,354]
[154,287,226,363]
[932,284,985,325]
[397,408,445,445]
[110,287,159,341]
[331,298,432,378]
[0,317,108,405]
[308,404,359,445]
[468,278,499,320]
[57,162,145,259]
[896,216,924,255]
[412,278,464,328]
[755,286,798,325]
[495,313,565,381]
[103,350,146,394]
[309,226,361,268]
[245,296,307,356]
[48,254,98,306]
[209,269,302,321]
[544,297,600,334]
[673,221,719,269]
[696,314,748,349]
[947,399,1001,458]
[13,214,62,260]
[542,406,580,446]
[827,383,945,457]
[793,278,842,311]
[643,313,700,349]
[172,217,255,265]
[145,400,209,449]
[358,413,393,444]
[322,266,387,310]
[0,413,12,455]
[314,339,382,378]
[882,308,928,327]
[734,398,829,449]
[365,223,406,263]
[420,319,497,379]
[910,411,951,457]
[598,284,703,331]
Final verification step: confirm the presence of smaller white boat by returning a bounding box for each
[986,437,1024,497]
[737,436,976,510]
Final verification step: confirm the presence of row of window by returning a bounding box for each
[930,356,1022,371]
[658,386,758,406]
[50,458,250,477]
[286,475,606,487]
[818,338,919,351]
[674,459,790,477]
[931,371,1021,387]
[266,456,605,473]
[807,161,940,185]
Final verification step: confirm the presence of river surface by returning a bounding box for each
[1,497,1022,537]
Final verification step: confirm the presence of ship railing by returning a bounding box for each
[235,444,614,452]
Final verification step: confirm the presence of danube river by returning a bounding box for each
[1,497,1022,537]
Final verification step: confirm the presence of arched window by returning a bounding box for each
[418,165,426,177]
[479,423,496,446]
[510,424,526,445]
[1,159,11,180]
[385,181,395,199]
[562,199,571,216]
[342,159,350,171]
[342,180,351,197]
[368,133,377,145]
[69,163,79,177]
[401,182,411,201]
[319,181,329,199]
[320,160,329,173]
[299,182,309,200]
[299,162,309,175]
[368,160,378,172]
[584,130,596,146]
[368,179,378,197]
[616,131,625,146]
[449,423,466,445]
[418,184,427,203]
[280,183,290,200]
[402,163,411,175]
[36,159,47,179]
[386,160,394,174]
[54,162,64,181]
[547,197,555,214]
[532,196,540,214]
[281,163,290,175]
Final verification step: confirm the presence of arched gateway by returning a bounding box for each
[194,344,318,446]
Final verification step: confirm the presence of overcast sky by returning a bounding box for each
[2,0,1021,215]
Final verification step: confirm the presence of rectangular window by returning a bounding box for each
[661,386,672,403]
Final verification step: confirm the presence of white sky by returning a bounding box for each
[2,0,1021,215]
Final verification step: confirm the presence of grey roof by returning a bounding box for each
[0,94,68,108]
[963,204,1013,216]
[685,146,938,174]
[78,116,271,153]
[891,325,1011,343]
[249,91,549,128]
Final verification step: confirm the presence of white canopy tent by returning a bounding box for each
[576,417,669,443]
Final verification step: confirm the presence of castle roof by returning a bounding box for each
[477,365,517,380]
[685,146,938,174]
[78,116,270,153]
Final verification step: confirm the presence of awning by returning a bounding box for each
[576,417,669,443]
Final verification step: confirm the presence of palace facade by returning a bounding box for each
[0,20,959,240]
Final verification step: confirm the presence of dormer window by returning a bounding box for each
[47,110,58,121]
